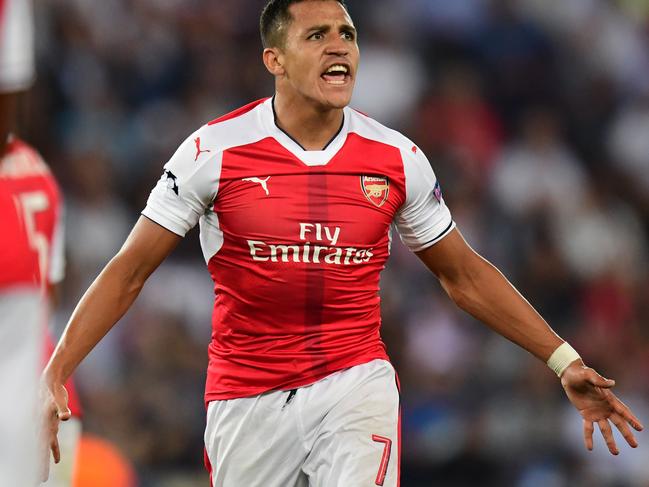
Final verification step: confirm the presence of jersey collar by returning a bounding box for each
[261,97,350,167]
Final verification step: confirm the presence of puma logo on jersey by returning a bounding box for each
[194,137,211,161]
[242,177,271,196]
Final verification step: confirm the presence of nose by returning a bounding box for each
[325,34,349,57]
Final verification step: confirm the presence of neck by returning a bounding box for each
[273,92,344,151]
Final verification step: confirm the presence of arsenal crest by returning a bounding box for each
[361,175,390,207]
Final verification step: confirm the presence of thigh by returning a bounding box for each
[205,391,309,487]
[302,360,400,487]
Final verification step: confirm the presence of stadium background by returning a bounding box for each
[25,0,649,485]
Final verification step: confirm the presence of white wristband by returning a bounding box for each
[547,342,581,377]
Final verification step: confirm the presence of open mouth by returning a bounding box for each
[321,64,351,85]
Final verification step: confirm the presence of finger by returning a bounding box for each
[583,419,594,451]
[602,390,644,431]
[47,413,62,464]
[610,413,638,448]
[57,408,72,421]
[585,369,615,389]
[598,419,619,455]
[50,436,61,464]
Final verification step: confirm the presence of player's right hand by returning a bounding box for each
[561,362,643,455]
[39,378,71,482]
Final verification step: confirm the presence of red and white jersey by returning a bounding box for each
[0,136,64,291]
[0,0,35,92]
[143,98,455,401]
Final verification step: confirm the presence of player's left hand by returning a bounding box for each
[561,361,643,455]
[39,378,71,482]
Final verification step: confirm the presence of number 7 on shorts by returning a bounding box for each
[372,434,392,486]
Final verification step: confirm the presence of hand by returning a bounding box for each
[561,361,643,455]
[40,378,72,482]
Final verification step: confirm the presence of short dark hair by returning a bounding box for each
[260,0,348,49]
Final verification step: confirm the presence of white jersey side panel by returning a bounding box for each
[0,0,35,92]
[348,111,455,251]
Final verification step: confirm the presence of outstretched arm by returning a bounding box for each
[42,216,181,470]
[416,228,643,454]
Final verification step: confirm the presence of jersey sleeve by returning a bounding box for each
[394,146,455,252]
[142,128,220,236]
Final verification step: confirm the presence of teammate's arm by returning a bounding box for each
[416,228,643,454]
[42,216,181,467]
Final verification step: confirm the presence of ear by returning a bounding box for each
[263,47,286,76]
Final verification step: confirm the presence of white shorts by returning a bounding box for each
[204,359,400,487]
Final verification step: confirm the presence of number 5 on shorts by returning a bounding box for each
[372,434,392,486]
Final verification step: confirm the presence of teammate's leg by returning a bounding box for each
[204,390,309,487]
[300,360,400,487]
[0,291,42,486]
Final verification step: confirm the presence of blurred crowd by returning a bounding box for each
[24,0,649,485]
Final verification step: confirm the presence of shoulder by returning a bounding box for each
[190,98,271,155]
[347,108,419,158]
[207,98,270,126]
[0,137,54,180]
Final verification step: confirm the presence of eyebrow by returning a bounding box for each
[305,24,357,35]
